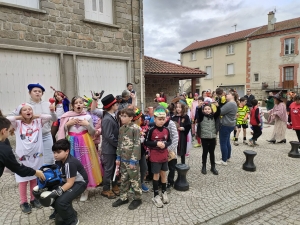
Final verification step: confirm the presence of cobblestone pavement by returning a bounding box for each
[1,117,300,225]
[234,192,300,225]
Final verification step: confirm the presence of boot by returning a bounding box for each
[112,185,120,196]
[201,165,207,175]
[211,165,218,175]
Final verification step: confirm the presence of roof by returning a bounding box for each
[249,16,300,37]
[180,27,259,53]
[144,56,206,78]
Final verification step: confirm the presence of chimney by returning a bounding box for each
[268,11,275,31]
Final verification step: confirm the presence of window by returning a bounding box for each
[227,44,234,54]
[284,38,295,55]
[1,0,39,8]
[191,52,196,61]
[206,48,212,58]
[284,67,294,81]
[254,73,259,82]
[206,66,212,79]
[84,0,113,24]
[227,63,234,75]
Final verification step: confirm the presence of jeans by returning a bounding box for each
[55,181,87,225]
[219,125,235,162]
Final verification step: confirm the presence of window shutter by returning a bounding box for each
[206,66,212,79]
[227,64,234,74]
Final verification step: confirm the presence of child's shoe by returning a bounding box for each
[166,183,172,194]
[128,199,142,210]
[162,192,170,204]
[233,141,239,146]
[80,190,88,202]
[71,217,79,225]
[152,195,163,208]
[101,190,116,199]
[141,183,149,193]
[243,140,248,145]
[193,143,201,148]
[30,199,43,209]
[112,185,120,196]
[112,198,129,207]
[49,210,57,220]
[248,139,254,147]
[20,202,32,214]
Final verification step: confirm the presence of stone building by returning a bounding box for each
[144,56,206,107]
[0,0,144,114]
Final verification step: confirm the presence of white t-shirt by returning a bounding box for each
[68,115,92,133]
[56,103,65,119]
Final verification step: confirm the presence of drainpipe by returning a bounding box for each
[139,0,144,112]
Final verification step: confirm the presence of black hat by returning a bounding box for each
[101,94,117,109]
[273,91,284,102]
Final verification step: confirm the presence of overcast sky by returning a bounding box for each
[144,0,300,63]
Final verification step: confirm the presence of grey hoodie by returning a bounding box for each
[220,101,237,127]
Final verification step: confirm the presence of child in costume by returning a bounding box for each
[57,96,102,202]
[234,97,249,146]
[197,102,220,175]
[7,103,51,214]
[171,100,191,164]
[249,99,262,146]
[144,108,172,208]
[50,86,70,143]
[112,108,142,210]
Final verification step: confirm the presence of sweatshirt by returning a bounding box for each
[220,101,238,127]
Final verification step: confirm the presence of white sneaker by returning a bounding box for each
[162,192,170,204]
[152,195,163,208]
[227,158,231,162]
[215,160,227,166]
[80,190,88,202]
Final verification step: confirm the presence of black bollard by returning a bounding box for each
[243,150,257,172]
[288,141,300,158]
[174,164,190,191]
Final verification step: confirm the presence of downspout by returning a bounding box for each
[139,0,144,112]
[131,0,139,84]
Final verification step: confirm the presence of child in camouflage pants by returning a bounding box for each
[112,108,142,210]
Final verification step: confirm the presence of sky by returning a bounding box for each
[144,0,300,64]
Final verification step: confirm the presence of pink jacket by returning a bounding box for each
[190,100,198,121]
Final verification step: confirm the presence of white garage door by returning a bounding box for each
[77,57,127,107]
[0,50,60,114]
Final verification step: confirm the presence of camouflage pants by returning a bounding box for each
[120,162,142,201]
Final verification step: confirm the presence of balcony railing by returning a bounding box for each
[262,82,282,90]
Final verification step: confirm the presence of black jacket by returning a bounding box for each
[244,94,255,107]
[0,140,36,178]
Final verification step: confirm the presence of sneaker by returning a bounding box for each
[152,195,163,208]
[30,199,43,209]
[248,139,254,147]
[233,141,239,146]
[227,158,231,162]
[49,210,57,220]
[166,184,172,194]
[20,202,32,214]
[185,153,190,157]
[112,198,129,207]
[215,160,227,166]
[101,190,116,199]
[243,140,248,145]
[71,218,79,225]
[141,183,149,193]
[161,192,170,204]
[80,190,88,202]
[193,143,201,147]
[128,199,142,210]
[112,185,120,196]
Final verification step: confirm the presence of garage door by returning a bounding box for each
[0,50,60,114]
[77,57,127,107]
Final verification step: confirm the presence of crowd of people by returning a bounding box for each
[0,82,300,225]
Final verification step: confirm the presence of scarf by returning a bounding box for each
[268,102,287,123]
[57,110,87,140]
[203,113,214,120]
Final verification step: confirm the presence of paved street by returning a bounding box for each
[1,117,300,225]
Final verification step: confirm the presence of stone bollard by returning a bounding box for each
[288,141,300,158]
[243,150,257,172]
[174,164,190,191]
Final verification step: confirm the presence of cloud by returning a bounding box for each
[144,0,300,63]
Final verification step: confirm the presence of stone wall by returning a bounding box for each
[0,0,144,104]
[145,77,179,108]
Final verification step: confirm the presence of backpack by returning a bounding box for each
[37,164,62,190]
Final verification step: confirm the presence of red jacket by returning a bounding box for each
[290,102,300,130]
[250,106,260,126]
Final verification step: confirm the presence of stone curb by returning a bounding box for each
[200,182,300,225]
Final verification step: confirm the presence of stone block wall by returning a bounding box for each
[145,77,179,108]
[0,0,144,104]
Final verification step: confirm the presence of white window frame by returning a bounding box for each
[227,44,234,55]
[284,38,295,55]
[253,73,259,82]
[84,0,113,24]
[206,48,212,58]
[226,63,234,75]
[0,0,39,9]
[205,66,212,79]
[191,52,196,61]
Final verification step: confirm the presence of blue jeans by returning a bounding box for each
[219,125,235,162]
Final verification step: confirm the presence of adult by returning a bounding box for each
[216,91,238,166]
[118,90,136,111]
[288,95,300,142]
[126,83,136,104]
[286,91,296,114]
[267,91,287,144]
[100,94,120,199]
[12,83,57,164]
[244,89,255,110]
[265,92,274,111]
[201,90,207,98]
